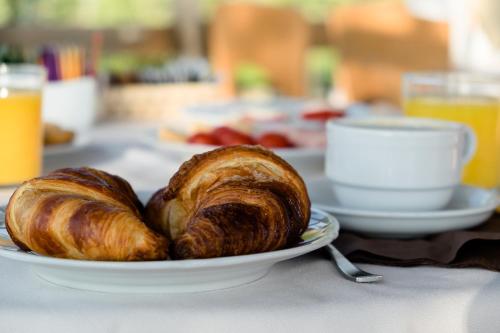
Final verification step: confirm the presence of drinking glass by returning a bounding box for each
[0,64,45,185]
[403,72,500,189]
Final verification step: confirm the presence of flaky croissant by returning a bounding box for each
[145,145,311,259]
[6,167,168,261]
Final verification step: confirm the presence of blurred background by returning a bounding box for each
[2,0,498,115]
[3,0,497,101]
[0,0,454,110]
[1,0,499,188]
[0,0,500,109]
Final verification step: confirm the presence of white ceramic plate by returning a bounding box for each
[0,207,338,293]
[144,133,325,177]
[307,178,499,238]
[44,134,91,157]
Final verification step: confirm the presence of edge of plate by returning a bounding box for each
[0,207,338,269]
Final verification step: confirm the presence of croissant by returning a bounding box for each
[145,145,311,259]
[5,167,168,261]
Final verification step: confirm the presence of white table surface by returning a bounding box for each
[1,123,500,333]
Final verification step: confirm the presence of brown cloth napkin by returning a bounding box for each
[333,213,500,271]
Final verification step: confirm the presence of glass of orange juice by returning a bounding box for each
[403,72,500,190]
[0,64,45,186]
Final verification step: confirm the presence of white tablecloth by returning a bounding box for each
[1,123,500,333]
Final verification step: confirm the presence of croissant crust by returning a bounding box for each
[6,167,168,261]
[145,145,311,259]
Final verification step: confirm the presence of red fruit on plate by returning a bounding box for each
[211,126,236,138]
[257,133,295,148]
[212,126,255,146]
[187,133,220,145]
[302,109,345,122]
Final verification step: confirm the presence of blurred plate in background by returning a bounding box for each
[143,131,325,178]
[43,133,91,157]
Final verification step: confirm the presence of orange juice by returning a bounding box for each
[0,91,42,185]
[404,97,500,189]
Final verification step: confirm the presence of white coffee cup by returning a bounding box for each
[325,117,476,211]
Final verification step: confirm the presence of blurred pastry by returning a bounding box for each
[158,127,187,143]
[43,123,75,146]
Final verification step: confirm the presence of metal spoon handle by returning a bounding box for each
[326,244,383,283]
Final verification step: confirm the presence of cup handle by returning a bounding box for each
[461,125,477,165]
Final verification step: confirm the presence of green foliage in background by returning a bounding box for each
[307,46,339,97]
[0,0,10,24]
[0,0,174,28]
[234,62,272,90]
[99,52,168,73]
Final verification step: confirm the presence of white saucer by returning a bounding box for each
[307,179,499,238]
[0,207,338,293]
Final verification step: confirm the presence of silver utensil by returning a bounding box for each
[325,244,383,283]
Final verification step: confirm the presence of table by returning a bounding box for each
[1,123,500,333]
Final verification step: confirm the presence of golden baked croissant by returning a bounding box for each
[145,145,311,259]
[6,167,168,261]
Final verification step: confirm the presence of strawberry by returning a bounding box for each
[257,132,295,148]
[302,109,344,122]
[211,126,255,146]
[187,133,220,145]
